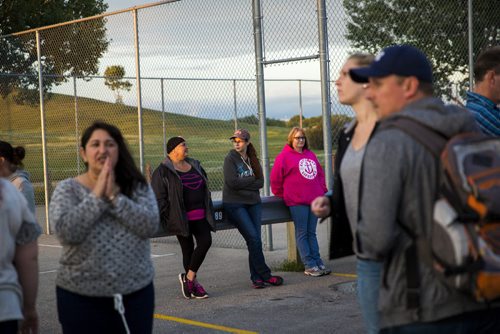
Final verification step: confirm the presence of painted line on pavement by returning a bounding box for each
[40,270,57,274]
[151,253,175,258]
[332,272,357,278]
[154,313,258,334]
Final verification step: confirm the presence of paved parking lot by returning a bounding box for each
[36,223,363,333]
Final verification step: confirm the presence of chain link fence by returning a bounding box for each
[1,0,498,249]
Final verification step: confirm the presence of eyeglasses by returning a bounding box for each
[294,136,306,141]
[231,139,246,144]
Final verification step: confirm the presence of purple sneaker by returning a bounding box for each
[264,275,284,286]
[191,280,209,299]
[178,273,193,299]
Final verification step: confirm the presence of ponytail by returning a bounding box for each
[246,143,263,179]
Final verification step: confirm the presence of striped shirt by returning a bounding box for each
[465,91,500,136]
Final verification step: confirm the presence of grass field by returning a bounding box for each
[1,94,317,202]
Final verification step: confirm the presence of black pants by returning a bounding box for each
[176,219,212,273]
[0,320,18,334]
[56,282,155,334]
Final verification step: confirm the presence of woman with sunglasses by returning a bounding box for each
[312,54,382,334]
[223,129,283,289]
[271,127,329,277]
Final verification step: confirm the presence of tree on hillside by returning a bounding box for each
[0,0,109,105]
[104,65,132,104]
[306,115,353,150]
[343,0,499,100]
[287,114,304,128]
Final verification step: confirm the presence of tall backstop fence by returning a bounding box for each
[1,0,498,248]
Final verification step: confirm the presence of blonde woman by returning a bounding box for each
[271,127,329,277]
[312,53,382,334]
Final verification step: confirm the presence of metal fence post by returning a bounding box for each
[133,9,145,172]
[233,79,238,130]
[467,0,474,90]
[253,0,273,251]
[298,79,303,128]
[73,75,80,174]
[317,0,333,190]
[36,31,51,234]
[161,78,167,157]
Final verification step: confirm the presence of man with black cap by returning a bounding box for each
[349,45,499,333]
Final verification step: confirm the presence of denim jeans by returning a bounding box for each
[223,202,271,282]
[289,205,323,269]
[357,258,383,334]
[380,307,500,334]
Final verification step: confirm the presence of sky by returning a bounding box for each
[50,0,354,120]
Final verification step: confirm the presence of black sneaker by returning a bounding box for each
[252,279,266,289]
[178,273,192,299]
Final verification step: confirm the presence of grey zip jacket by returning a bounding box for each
[9,169,36,215]
[356,97,493,328]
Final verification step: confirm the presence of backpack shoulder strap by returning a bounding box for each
[379,117,449,311]
[380,117,448,157]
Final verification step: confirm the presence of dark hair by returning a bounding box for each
[474,46,500,82]
[80,121,146,197]
[418,81,434,96]
[246,143,263,179]
[0,140,25,171]
[287,127,309,150]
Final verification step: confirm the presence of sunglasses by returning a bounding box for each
[294,136,306,141]
[231,139,246,144]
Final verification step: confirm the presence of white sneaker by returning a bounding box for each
[304,266,324,277]
[319,264,332,275]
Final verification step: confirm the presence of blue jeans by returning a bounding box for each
[357,258,383,334]
[289,205,323,269]
[224,203,271,282]
[380,307,500,334]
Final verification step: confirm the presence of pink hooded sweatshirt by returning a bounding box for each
[270,144,327,206]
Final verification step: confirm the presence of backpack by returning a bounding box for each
[382,116,500,303]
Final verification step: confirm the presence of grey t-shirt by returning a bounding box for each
[340,143,366,254]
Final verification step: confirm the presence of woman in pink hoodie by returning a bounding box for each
[271,127,330,277]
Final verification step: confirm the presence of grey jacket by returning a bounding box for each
[222,149,263,205]
[151,157,216,237]
[9,169,36,215]
[357,97,488,328]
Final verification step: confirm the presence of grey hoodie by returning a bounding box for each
[357,97,489,328]
[9,169,36,215]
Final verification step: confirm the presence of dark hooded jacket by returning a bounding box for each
[151,157,215,237]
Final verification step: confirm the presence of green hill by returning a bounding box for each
[1,93,297,201]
